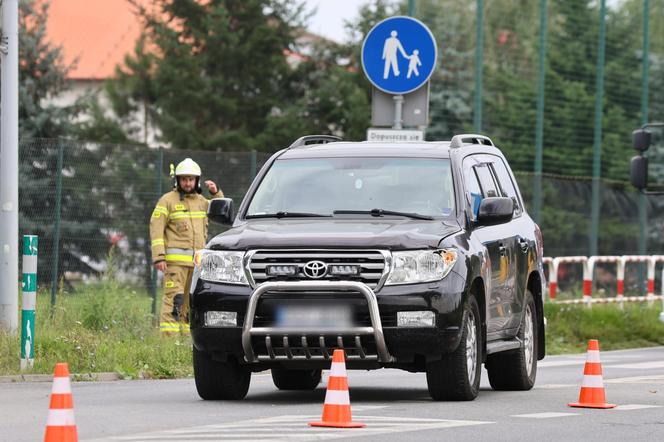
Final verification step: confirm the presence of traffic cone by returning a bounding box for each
[309,349,365,428]
[44,363,78,442]
[568,339,616,409]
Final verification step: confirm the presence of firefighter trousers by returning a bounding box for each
[160,264,194,334]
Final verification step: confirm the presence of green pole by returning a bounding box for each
[151,146,164,319]
[533,0,548,224]
[50,140,64,309]
[408,0,416,16]
[589,0,606,257]
[474,0,484,133]
[20,235,38,371]
[637,0,650,295]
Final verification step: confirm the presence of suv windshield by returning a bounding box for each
[246,157,455,218]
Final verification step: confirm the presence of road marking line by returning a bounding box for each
[511,412,579,419]
[352,405,388,411]
[538,360,584,367]
[609,361,664,369]
[614,404,662,410]
[97,414,494,441]
[535,384,576,389]
[605,374,664,384]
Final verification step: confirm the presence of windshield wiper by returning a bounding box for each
[245,211,331,219]
[333,209,434,220]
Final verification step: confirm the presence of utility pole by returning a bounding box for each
[0,0,20,332]
[589,0,606,257]
[474,0,485,133]
[533,0,548,224]
[638,0,650,295]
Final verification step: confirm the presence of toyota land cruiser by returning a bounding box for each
[190,134,546,401]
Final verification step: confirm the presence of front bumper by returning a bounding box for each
[190,272,467,369]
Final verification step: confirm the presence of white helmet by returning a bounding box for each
[175,158,201,177]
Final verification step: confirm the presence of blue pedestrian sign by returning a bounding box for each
[362,16,437,95]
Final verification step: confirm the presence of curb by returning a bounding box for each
[0,372,121,383]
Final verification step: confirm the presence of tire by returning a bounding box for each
[271,368,322,390]
[486,290,538,391]
[193,348,251,400]
[426,295,482,401]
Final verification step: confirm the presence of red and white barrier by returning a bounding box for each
[548,256,588,300]
[585,256,622,301]
[545,255,664,304]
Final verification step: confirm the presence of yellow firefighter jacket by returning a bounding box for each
[150,188,223,267]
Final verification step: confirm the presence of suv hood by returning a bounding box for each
[208,218,461,250]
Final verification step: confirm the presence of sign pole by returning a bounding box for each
[20,235,38,371]
[393,95,404,129]
[0,0,20,332]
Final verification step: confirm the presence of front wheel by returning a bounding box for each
[193,348,251,400]
[426,295,482,401]
[486,290,538,390]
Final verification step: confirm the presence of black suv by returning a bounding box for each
[190,134,546,401]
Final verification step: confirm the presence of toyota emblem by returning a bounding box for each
[303,260,327,279]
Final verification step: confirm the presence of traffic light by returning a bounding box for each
[630,124,664,194]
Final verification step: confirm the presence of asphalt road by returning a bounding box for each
[1,346,663,441]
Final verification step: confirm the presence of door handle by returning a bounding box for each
[499,245,507,256]
[518,238,529,253]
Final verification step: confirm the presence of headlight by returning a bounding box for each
[195,250,248,285]
[385,249,457,285]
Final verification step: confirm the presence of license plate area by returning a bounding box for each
[275,302,353,328]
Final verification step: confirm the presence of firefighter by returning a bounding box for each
[149,158,223,334]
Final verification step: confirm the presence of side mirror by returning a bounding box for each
[477,197,514,225]
[208,198,234,225]
[633,129,652,152]
[630,156,648,189]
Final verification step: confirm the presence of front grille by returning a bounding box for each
[247,250,388,290]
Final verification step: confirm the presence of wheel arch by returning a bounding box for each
[469,277,487,362]
[527,271,546,360]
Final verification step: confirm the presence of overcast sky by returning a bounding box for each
[305,0,364,43]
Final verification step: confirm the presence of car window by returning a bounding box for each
[474,164,499,198]
[246,157,456,218]
[490,158,523,216]
[465,168,482,220]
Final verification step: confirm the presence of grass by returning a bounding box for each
[0,280,192,379]
[2,283,664,377]
[544,301,664,354]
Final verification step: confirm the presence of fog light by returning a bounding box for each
[397,311,436,327]
[329,265,360,276]
[204,311,237,327]
[266,265,298,276]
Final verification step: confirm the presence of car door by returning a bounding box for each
[463,156,517,337]
[490,156,530,331]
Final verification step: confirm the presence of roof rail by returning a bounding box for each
[287,135,342,149]
[449,134,495,149]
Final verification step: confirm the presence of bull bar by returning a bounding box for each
[241,281,394,363]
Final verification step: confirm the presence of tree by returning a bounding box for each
[125,0,305,150]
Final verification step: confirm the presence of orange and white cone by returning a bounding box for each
[44,362,78,442]
[309,349,365,428]
[568,339,616,409]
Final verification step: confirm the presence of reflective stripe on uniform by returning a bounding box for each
[169,211,207,220]
[160,322,181,332]
[159,322,190,333]
[165,254,194,263]
[166,248,194,255]
[151,238,165,247]
[152,206,169,218]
